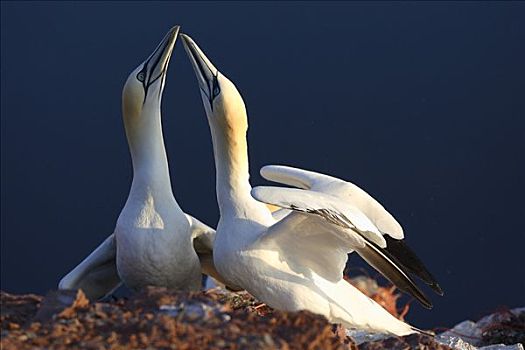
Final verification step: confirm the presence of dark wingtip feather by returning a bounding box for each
[383,235,444,296]
[431,283,444,296]
[357,241,433,309]
[414,291,433,310]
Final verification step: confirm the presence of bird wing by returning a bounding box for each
[58,234,122,300]
[251,185,436,308]
[260,165,404,239]
[254,186,386,246]
[261,165,442,293]
[187,214,215,256]
[259,165,443,297]
[186,214,242,290]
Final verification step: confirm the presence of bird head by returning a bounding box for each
[122,26,179,126]
[181,34,248,135]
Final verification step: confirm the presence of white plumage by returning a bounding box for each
[182,33,442,335]
[59,27,221,299]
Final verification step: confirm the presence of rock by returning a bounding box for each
[358,333,452,350]
[346,329,391,345]
[480,345,524,350]
[437,308,525,350]
[1,287,523,350]
[438,320,481,348]
[346,308,525,350]
[159,301,227,322]
[33,289,89,322]
[0,287,353,349]
[437,333,478,350]
[480,308,525,346]
[0,291,42,329]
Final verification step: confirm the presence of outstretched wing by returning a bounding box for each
[252,184,436,308]
[259,165,443,296]
[260,165,404,239]
[186,214,241,290]
[58,234,122,300]
[254,186,385,246]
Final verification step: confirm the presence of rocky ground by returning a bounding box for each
[1,277,523,350]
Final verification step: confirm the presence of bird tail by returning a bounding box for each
[333,280,417,336]
[411,326,435,337]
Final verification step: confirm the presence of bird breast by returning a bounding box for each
[114,195,201,290]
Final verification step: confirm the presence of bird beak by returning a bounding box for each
[180,33,218,101]
[143,26,180,88]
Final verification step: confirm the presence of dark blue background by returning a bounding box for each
[1,2,524,329]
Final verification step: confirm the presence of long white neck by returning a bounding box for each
[210,120,270,221]
[124,107,176,201]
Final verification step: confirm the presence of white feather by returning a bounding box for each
[183,33,416,336]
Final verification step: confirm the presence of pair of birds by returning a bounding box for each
[59,26,443,336]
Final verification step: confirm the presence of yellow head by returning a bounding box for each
[180,34,248,137]
[122,26,179,130]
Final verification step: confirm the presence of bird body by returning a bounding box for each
[59,27,217,298]
[210,178,418,335]
[182,33,442,335]
[115,190,200,291]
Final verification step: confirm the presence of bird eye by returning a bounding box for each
[212,76,220,98]
[137,71,145,82]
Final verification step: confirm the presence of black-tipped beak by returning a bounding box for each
[142,26,180,89]
[180,33,219,104]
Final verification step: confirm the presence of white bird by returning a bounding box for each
[181,33,442,335]
[59,27,224,299]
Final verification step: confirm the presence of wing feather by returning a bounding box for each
[252,186,386,247]
[356,240,433,309]
[252,184,438,307]
[186,214,242,291]
[382,235,444,295]
[257,212,353,282]
[260,165,404,239]
[58,234,121,300]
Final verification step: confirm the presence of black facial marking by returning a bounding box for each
[138,36,172,104]
[208,73,221,110]
[212,74,221,98]
[146,38,169,85]
[187,41,221,110]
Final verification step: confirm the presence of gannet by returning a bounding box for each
[181,33,442,335]
[59,27,224,299]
